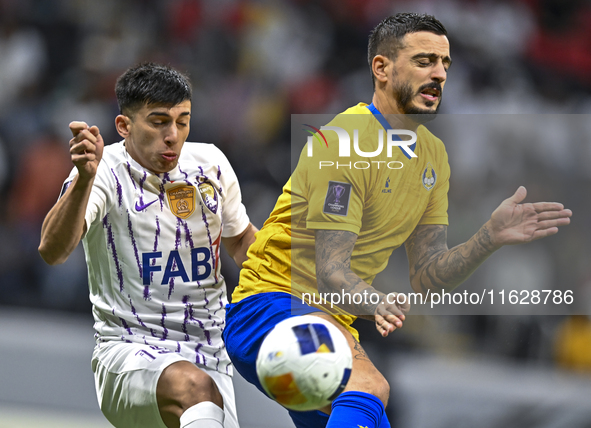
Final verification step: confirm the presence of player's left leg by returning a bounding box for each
[224,292,392,428]
[93,342,238,428]
[156,361,224,427]
[309,312,391,428]
[157,361,239,428]
[224,292,337,428]
[288,403,391,428]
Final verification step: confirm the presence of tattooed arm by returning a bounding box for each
[315,229,409,337]
[405,186,572,293]
[405,224,494,293]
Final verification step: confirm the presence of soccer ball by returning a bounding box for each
[256,315,353,411]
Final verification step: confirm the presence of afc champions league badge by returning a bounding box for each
[197,181,218,214]
[165,184,196,219]
[422,162,437,191]
[323,181,352,216]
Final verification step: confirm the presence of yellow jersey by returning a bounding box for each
[233,103,450,337]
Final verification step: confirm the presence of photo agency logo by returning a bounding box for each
[303,124,417,170]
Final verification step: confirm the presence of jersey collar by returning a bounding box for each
[366,102,417,159]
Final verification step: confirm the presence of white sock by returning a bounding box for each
[179,401,225,428]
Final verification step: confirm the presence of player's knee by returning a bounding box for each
[181,369,223,408]
[373,375,390,405]
[158,362,223,411]
[354,371,390,406]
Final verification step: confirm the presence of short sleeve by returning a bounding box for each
[70,165,111,236]
[304,173,367,235]
[296,140,372,236]
[418,146,450,226]
[216,148,250,238]
[59,165,111,236]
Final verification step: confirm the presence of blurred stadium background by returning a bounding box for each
[0,0,590,426]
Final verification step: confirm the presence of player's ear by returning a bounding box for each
[372,55,390,86]
[115,115,131,139]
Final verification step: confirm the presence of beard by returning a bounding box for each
[394,81,442,124]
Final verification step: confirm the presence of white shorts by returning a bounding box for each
[92,341,238,428]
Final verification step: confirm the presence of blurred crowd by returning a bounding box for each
[0,0,590,372]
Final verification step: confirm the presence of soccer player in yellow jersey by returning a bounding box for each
[223,13,572,428]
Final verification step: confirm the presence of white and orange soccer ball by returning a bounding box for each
[256,315,353,411]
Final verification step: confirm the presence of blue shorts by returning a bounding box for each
[223,292,330,428]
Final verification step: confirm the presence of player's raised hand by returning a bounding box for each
[69,121,104,180]
[487,186,572,247]
[374,292,411,337]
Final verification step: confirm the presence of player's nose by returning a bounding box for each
[431,61,447,84]
[164,124,179,145]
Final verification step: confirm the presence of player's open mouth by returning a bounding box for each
[420,88,440,101]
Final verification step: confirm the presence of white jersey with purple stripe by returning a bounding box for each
[64,141,250,375]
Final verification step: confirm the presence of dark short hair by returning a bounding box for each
[368,13,447,87]
[115,63,192,116]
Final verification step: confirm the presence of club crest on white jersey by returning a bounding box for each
[166,184,196,219]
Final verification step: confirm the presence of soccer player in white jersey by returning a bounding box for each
[39,63,257,428]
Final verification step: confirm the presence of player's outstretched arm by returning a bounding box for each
[222,222,258,267]
[315,229,410,337]
[39,122,104,265]
[405,186,572,294]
